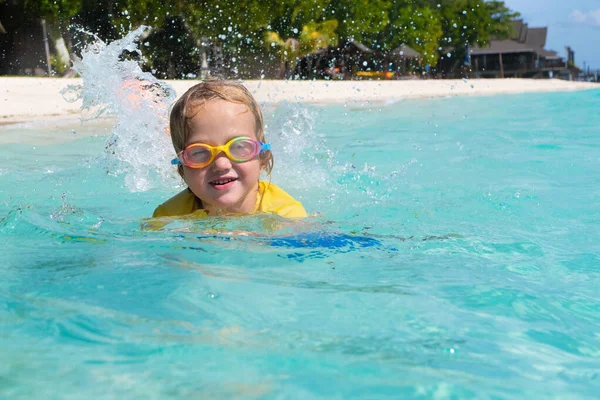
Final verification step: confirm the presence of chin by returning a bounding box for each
[211,194,246,211]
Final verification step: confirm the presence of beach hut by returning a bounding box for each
[385,44,422,78]
[469,20,579,79]
[341,40,376,79]
[291,40,376,80]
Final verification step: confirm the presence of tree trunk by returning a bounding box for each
[46,22,71,75]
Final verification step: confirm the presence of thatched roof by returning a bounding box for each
[525,27,547,48]
[345,40,373,54]
[471,40,534,55]
[0,20,6,34]
[537,48,561,60]
[510,20,524,40]
[388,44,421,58]
[472,20,562,60]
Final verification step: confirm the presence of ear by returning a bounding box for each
[178,166,187,184]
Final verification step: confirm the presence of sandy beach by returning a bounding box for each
[1,77,597,125]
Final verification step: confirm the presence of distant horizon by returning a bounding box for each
[503,0,600,71]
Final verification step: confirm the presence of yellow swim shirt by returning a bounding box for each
[152,180,307,219]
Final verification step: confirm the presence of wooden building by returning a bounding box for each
[470,20,580,79]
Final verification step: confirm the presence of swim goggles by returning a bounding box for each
[171,136,271,169]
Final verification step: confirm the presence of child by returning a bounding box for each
[153,81,307,219]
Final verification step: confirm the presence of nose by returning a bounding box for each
[211,151,232,171]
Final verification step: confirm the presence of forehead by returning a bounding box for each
[187,99,256,144]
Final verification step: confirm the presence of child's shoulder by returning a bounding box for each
[152,188,199,218]
[259,180,307,218]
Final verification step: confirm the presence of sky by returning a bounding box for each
[502,0,600,70]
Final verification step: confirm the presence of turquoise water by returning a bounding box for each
[1,89,600,399]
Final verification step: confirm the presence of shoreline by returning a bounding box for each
[1,77,598,126]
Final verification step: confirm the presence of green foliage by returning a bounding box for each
[485,0,520,39]
[50,54,69,74]
[268,0,331,34]
[143,16,200,79]
[436,0,519,59]
[327,0,391,44]
[265,19,338,76]
[384,3,443,65]
[299,20,339,54]
[14,0,520,77]
[142,0,273,43]
[24,0,83,24]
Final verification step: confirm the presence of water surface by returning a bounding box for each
[1,89,600,399]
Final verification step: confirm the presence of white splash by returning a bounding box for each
[265,103,392,211]
[62,26,178,192]
[266,102,334,190]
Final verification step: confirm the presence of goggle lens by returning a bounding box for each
[228,138,259,161]
[186,146,212,165]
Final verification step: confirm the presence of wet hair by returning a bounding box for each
[169,80,273,179]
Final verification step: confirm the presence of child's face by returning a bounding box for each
[183,99,263,215]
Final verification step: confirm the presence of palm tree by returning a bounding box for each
[265,20,338,78]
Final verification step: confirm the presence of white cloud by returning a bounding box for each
[569,9,600,26]
[570,10,587,23]
[590,9,600,26]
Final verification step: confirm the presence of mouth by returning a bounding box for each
[209,177,238,190]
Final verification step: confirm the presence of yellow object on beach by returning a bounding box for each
[152,180,307,219]
[355,71,395,79]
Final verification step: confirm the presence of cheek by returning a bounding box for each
[183,167,206,185]
[238,160,263,178]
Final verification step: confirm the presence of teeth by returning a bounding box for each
[212,178,235,185]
